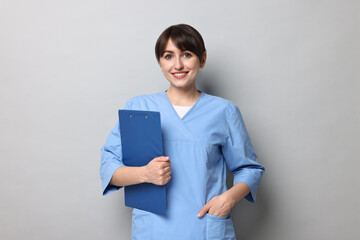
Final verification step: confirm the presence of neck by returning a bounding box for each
[166,85,201,106]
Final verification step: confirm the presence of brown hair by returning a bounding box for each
[155,24,206,63]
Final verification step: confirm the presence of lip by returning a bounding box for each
[172,71,189,79]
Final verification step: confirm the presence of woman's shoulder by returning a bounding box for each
[128,92,163,101]
[123,92,163,109]
[202,92,238,115]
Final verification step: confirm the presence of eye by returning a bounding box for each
[184,52,192,58]
[164,54,172,60]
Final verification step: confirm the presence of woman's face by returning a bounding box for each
[159,38,206,90]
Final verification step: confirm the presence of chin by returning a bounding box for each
[170,81,193,89]
[172,79,193,86]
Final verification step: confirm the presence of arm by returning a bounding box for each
[222,182,251,206]
[101,97,165,194]
[222,105,265,203]
[197,182,250,218]
[110,166,148,187]
[100,106,172,195]
[197,105,265,218]
[110,156,172,187]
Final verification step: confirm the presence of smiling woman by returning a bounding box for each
[100,24,265,240]
[158,38,206,92]
[155,24,207,98]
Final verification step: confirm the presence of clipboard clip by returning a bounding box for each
[129,114,148,119]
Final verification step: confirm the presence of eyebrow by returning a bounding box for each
[163,50,190,54]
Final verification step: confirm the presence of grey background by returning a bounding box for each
[0,0,359,239]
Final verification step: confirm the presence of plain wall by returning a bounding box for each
[0,0,359,239]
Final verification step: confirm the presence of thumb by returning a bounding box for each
[155,156,170,161]
[197,203,210,218]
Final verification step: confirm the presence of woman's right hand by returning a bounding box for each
[144,156,172,186]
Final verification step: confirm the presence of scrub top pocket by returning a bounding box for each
[206,213,236,240]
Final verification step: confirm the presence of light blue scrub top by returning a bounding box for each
[100,90,265,240]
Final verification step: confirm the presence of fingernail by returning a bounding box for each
[197,213,200,217]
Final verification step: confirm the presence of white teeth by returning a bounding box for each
[174,73,186,77]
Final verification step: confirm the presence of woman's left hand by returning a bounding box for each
[197,193,235,218]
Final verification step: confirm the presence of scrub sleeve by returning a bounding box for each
[100,99,133,195]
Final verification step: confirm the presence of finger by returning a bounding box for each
[162,165,171,172]
[160,169,171,177]
[159,175,171,185]
[161,162,172,168]
[197,204,210,218]
[156,156,170,161]
[151,157,168,163]
[165,170,172,177]
[161,166,171,173]
[160,168,171,177]
[164,175,171,184]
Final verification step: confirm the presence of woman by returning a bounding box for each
[100,24,265,240]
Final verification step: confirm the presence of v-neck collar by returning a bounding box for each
[161,89,205,121]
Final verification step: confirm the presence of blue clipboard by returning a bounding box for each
[118,109,167,215]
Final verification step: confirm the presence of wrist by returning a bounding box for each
[139,166,149,183]
[223,182,251,206]
[222,191,237,208]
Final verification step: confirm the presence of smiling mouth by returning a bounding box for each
[172,72,189,79]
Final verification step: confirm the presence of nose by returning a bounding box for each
[174,56,184,70]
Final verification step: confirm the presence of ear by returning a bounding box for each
[200,51,207,69]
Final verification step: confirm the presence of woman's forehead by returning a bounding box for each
[164,38,187,52]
